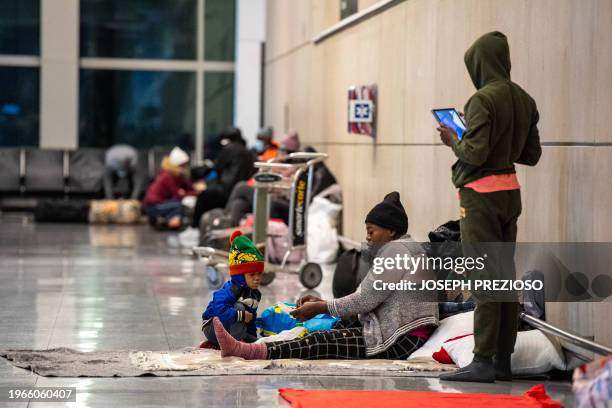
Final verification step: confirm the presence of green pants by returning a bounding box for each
[459,187,522,359]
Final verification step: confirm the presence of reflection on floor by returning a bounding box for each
[0,219,574,407]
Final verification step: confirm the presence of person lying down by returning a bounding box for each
[213,191,440,360]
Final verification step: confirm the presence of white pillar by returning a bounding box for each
[39,0,79,149]
[235,0,266,147]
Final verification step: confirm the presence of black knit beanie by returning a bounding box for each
[365,191,408,236]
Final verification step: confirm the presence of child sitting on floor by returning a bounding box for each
[200,230,264,347]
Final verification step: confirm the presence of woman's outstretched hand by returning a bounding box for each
[297,294,323,306]
[290,301,328,322]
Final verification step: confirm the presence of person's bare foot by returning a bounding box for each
[167,216,181,229]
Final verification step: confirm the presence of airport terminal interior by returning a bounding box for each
[0,0,610,407]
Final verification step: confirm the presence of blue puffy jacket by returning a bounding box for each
[202,280,261,337]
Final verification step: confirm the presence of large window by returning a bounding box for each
[204,0,236,62]
[79,70,196,149]
[204,72,234,139]
[0,67,39,146]
[0,0,40,147]
[78,0,236,157]
[80,0,197,60]
[0,0,40,55]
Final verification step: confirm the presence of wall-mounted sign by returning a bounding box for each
[348,85,377,138]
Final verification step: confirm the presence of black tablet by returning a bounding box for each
[432,108,467,140]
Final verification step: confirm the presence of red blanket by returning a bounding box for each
[279,384,562,408]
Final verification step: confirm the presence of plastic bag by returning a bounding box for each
[307,196,342,263]
[256,303,299,336]
[256,302,339,336]
[303,314,340,332]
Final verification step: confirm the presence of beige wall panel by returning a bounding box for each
[433,0,484,113]
[322,31,367,145]
[359,0,381,11]
[593,303,612,347]
[311,0,339,35]
[335,145,360,239]
[374,4,406,144]
[593,147,612,241]
[593,0,612,142]
[305,45,327,143]
[264,58,289,134]
[517,147,594,242]
[265,0,312,61]
[402,145,458,241]
[546,302,594,344]
[362,145,405,219]
[286,46,315,141]
[524,0,598,143]
[403,0,438,144]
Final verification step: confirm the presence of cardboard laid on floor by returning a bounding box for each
[1,347,455,378]
[279,384,563,408]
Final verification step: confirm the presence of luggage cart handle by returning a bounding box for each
[287,152,328,161]
[254,162,296,170]
[257,153,328,168]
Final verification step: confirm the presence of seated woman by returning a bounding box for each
[143,147,195,229]
[212,192,439,360]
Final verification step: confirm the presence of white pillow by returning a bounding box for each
[443,330,567,375]
[408,311,474,359]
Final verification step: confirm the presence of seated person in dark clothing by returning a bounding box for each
[252,126,279,162]
[225,130,303,226]
[179,127,255,244]
[225,142,337,227]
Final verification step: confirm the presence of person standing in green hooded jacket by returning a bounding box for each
[437,31,542,383]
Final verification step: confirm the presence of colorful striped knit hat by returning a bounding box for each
[228,230,264,276]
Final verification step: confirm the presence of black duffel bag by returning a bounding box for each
[34,199,90,223]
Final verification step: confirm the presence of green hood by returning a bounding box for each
[464,31,511,89]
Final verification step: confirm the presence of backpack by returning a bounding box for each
[332,249,361,298]
[198,208,237,250]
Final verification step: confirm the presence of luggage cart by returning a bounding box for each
[193,152,328,289]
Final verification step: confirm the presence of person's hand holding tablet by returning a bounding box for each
[433,108,466,147]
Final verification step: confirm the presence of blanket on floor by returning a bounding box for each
[1,348,455,378]
[279,384,563,408]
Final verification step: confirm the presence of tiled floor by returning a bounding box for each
[0,218,574,407]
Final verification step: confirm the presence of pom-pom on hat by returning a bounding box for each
[228,230,264,276]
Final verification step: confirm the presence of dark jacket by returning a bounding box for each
[143,170,193,206]
[209,142,255,198]
[202,280,261,337]
[451,31,542,187]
